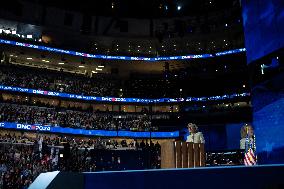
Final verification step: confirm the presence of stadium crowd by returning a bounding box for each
[0,63,248,99]
[0,131,161,151]
[0,64,120,97]
[0,131,161,189]
[0,103,154,131]
[0,130,245,188]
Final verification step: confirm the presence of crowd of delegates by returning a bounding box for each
[0,132,161,151]
[0,63,248,99]
[0,103,154,131]
[0,132,161,189]
[0,64,120,97]
[0,144,36,189]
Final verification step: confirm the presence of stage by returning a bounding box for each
[29,164,284,189]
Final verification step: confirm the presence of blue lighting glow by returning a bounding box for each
[0,85,250,104]
[0,122,179,138]
[0,39,246,62]
[242,0,284,63]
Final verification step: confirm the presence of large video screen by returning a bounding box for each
[242,0,284,63]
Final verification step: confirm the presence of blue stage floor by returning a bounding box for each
[29,164,284,189]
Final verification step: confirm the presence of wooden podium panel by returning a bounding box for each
[187,142,194,168]
[200,143,205,167]
[181,142,188,168]
[161,141,175,168]
[193,143,200,167]
[161,141,205,169]
[175,141,182,168]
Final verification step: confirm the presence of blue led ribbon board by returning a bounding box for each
[0,38,245,61]
[0,122,179,138]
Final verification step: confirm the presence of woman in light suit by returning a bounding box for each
[186,123,205,143]
[240,124,255,150]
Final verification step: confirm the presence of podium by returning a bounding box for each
[161,141,205,168]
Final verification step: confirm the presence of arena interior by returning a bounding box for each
[0,0,283,188]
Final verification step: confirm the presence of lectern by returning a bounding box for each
[161,141,205,168]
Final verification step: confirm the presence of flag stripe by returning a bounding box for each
[244,148,256,166]
[248,150,256,164]
[244,157,249,166]
[245,154,254,165]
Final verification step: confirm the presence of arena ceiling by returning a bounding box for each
[21,0,240,18]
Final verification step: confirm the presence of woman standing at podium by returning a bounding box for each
[186,123,205,143]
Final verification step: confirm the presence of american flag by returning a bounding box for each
[244,135,257,166]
